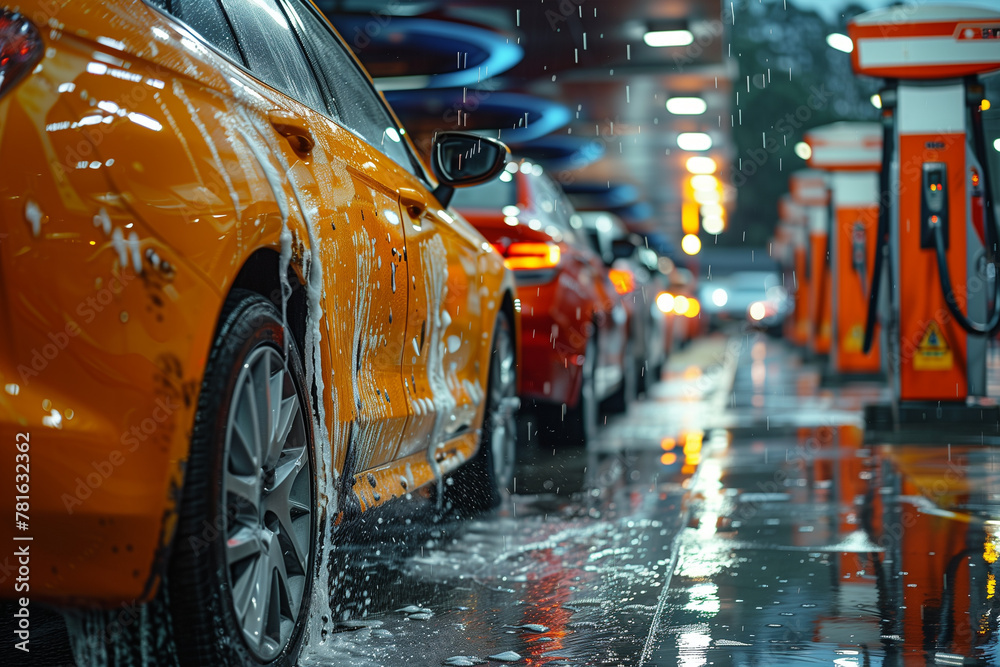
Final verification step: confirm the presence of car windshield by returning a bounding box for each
[449,172,517,210]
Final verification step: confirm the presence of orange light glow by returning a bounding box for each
[683,431,703,455]
[501,242,561,270]
[608,268,635,294]
[660,452,678,465]
[661,437,676,451]
[682,201,700,235]
[684,298,701,318]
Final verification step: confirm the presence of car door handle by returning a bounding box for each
[268,109,314,154]
[399,187,429,218]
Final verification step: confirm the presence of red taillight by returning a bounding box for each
[0,11,43,99]
[496,241,561,271]
[608,268,635,295]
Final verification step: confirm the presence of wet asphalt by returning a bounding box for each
[12,332,1000,665]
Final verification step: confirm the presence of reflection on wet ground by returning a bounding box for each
[17,334,1000,665]
[308,334,1000,666]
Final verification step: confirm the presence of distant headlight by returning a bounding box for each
[672,295,690,316]
[711,288,728,307]
[656,292,675,313]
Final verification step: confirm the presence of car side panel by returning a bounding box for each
[0,7,230,605]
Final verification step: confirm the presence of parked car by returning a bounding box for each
[452,160,629,445]
[575,211,668,395]
[0,1,517,664]
[657,265,702,349]
[699,270,790,333]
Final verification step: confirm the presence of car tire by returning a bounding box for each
[447,310,518,512]
[169,289,316,667]
[558,331,599,447]
[602,332,637,415]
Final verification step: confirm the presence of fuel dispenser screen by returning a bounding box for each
[921,162,949,249]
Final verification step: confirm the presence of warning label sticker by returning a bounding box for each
[843,324,864,353]
[913,321,954,371]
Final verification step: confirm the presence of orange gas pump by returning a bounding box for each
[772,217,795,343]
[790,170,832,358]
[805,122,884,378]
[778,194,810,347]
[848,5,1000,428]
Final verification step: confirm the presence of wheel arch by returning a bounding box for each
[499,287,521,388]
[228,248,309,362]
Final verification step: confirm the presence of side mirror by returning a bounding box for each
[431,131,509,207]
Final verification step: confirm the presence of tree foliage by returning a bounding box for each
[724,0,879,247]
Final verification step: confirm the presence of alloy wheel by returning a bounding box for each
[222,345,312,661]
[488,317,518,486]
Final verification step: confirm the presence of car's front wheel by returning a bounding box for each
[169,290,316,667]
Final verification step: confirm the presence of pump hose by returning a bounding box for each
[932,89,1000,336]
[862,108,895,354]
[932,221,1000,334]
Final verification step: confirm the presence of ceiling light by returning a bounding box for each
[702,216,725,235]
[700,203,723,218]
[685,156,717,174]
[690,175,719,191]
[826,33,854,53]
[681,234,702,255]
[644,30,694,47]
[666,97,707,115]
[694,189,720,204]
[677,132,712,151]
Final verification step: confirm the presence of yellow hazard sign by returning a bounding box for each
[843,324,864,353]
[913,321,953,371]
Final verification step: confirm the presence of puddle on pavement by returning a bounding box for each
[646,422,1000,666]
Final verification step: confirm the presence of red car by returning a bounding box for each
[452,160,629,444]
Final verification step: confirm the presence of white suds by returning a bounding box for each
[93,207,112,236]
[24,199,43,237]
[111,227,128,269]
[127,231,142,274]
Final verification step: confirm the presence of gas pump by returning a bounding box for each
[804,122,884,379]
[848,5,1000,428]
[790,170,832,359]
[778,194,810,347]
[772,217,795,342]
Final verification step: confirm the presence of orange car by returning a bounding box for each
[0,1,517,663]
[453,161,629,445]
